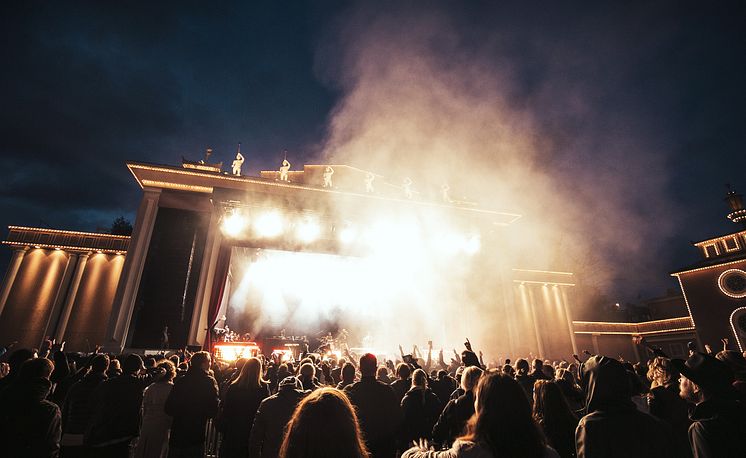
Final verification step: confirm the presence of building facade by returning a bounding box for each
[0,159,578,357]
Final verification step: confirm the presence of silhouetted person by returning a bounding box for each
[646,357,692,458]
[218,357,269,458]
[337,362,356,390]
[134,360,176,458]
[249,376,307,458]
[279,387,369,457]
[390,362,412,402]
[576,355,673,458]
[404,372,558,457]
[400,369,442,449]
[0,357,61,457]
[61,354,109,457]
[164,351,219,458]
[344,353,401,458]
[85,354,163,457]
[675,352,746,458]
[432,366,483,448]
[533,380,578,458]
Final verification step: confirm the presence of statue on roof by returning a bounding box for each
[403,177,413,199]
[231,144,245,176]
[323,166,334,188]
[279,153,291,182]
[365,172,375,193]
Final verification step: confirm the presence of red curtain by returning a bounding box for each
[205,243,232,350]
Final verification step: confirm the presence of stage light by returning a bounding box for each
[222,211,247,237]
[338,226,356,244]
[296,219,322,243]
[464,235,481,255]
[253,211,284,238]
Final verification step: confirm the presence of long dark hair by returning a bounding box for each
[460,371,546,458]
[279,388,369,458]
[533,380,578,456]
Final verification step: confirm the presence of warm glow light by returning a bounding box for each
[296,219,322,243]
[338,226,356,244]
[464,235,480,255]
[214,343,260,362]
[222,211,247,237]
[253,211,284,238]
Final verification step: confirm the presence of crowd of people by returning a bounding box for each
[0,336,745,458]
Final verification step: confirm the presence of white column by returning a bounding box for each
[55,252,90,341]
[0,247,29,319]
[526,286,546,358]
[40,253,78,345]
[104,188,161,352]
[189,208,223,347]
[555,286,578,354]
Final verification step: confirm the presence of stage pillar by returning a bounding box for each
[40,253,78,346]
[188,208,223,347]
[527,286,546,358]
[104,187,161,351]
[558,286,578,354]
[0,247,29,319]
[54,252,89,341]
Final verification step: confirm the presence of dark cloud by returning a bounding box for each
[0,1,745,302]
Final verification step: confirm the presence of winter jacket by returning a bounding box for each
[62,371,108,434]
[164,367,219,448]
[248,387,307,458]
[85,372,157,447]
[391,377,412,402]
[432,390,475,448]
[217,382,269,458]
[576,356,674,458]
[0,377,62,457]
[431,376,457,411]
[688,398,746,458]
[344,376,402,458]
[400,387,442,447]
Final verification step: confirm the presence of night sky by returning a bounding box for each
[2,1,745,302]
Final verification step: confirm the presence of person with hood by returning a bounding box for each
[674,352,746,458]
[0,357,61,457]
[432,366,483,449]
[249,376,307,458]
[400,368,442,449]
[344,353,402,458]
[575,355,674,458]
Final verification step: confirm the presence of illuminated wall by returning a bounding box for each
[0,227,129,352]
[0,248,69,349]
[63,253,126,351]
[676,260,746,351]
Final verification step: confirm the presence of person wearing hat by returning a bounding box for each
[674,352,746,458]
[248,376,307,458]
